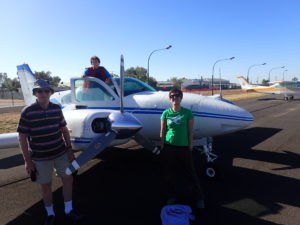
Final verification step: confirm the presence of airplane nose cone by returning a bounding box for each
[109,111,143,131]
[216,100,254,133]
[198,97,254,136]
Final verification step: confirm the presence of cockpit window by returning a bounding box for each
[74,79,115,102]
[114,77,156,96]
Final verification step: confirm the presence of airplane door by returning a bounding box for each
[70,77,119,108]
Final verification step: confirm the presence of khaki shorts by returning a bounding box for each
[34,152,70,184]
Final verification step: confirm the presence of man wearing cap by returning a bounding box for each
[17,79,82,225]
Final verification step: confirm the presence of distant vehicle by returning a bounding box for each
[236,76,300,101]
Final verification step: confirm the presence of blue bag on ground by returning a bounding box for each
[161,204,195,225]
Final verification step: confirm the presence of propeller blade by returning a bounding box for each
[120,55,124,113]
[133,133,160,155]
[65,131,117,175]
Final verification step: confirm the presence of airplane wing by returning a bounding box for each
[0,133,19,149]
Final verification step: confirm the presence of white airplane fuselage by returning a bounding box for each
[0,65,253,150]
[55,77,253,150]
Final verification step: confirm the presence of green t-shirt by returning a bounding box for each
[160,107,194,146]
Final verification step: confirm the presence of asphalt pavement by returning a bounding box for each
[1,95,300,225]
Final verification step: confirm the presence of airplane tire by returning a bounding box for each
[204,162,218,179]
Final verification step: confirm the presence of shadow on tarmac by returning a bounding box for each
[0,154,23,169]
[7,127,299,225]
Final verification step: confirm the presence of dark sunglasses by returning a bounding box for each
[169,93,182,99]
[36,89,51,94]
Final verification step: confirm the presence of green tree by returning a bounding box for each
[110,72,119,78]
[168,77,185,89]
[125,67,147,81]
[34,71,61,86]
[0,73,8,87]
[0,73,20,91]
[292,77,298,81]
[125,66,157,87]
[261,79,269,86]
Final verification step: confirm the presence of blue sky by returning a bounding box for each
[0,0,299,83]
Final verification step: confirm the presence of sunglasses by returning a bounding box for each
[36,89,51,94]
[169,93,182,99]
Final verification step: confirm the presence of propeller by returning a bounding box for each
[133,133,160,155]
[66,55,143,175]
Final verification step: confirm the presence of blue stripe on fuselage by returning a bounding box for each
[86,107,253,122]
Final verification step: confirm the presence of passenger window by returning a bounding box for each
[124,80,145,93]
[75,79,115,102]
[114,77,156,96]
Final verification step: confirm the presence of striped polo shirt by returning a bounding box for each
[17,101,67,161]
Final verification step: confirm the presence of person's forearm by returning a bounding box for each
[160,135,165,148]
[188,119,194,150]
[62,127,72,147]
[160,120,166,148]
[18,134,31,163]
[188,132,193,150]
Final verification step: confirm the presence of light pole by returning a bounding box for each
[282,69,288,81]
[247,63,266,82]
[268,66,285,82]
[147,45,172,84]
[211,56,235,95]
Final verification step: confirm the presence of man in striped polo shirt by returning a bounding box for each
[17,79,82,225]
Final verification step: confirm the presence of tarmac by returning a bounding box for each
[0,95,300,225]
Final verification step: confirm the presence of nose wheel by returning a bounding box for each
[204,162,218,179]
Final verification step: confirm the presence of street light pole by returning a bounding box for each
[211,56,235,95]
[247,63,266,82]
[268,66,285,82]
[147,45,172,84]
[282,69,288,81]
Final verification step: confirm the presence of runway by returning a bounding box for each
[1,95,300,225]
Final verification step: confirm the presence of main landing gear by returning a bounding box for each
[284,95,294,101]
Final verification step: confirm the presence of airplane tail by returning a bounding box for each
[17,64,37,105]
[236,76,253,90]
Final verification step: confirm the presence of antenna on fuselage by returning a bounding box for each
[120,55,124,113]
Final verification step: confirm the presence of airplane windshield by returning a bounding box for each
[74,79,115,102]
[113,77,156,96]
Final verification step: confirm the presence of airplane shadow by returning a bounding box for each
[7,127,299,225]
[0,154,23,169]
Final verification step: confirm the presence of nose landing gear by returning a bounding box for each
[194,137,219,180]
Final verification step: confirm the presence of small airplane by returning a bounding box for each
[237,76,300,101]
[0,56,254,178]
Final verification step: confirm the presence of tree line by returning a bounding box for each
[0,71,61,91]
[0,67,186,91]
